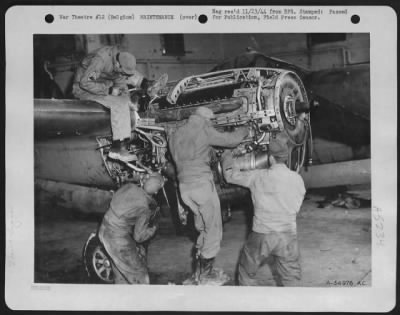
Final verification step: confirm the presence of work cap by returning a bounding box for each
[118,52,136,75]
[269,133,289,160]
[195,107,215,119]
[143,172,165,195]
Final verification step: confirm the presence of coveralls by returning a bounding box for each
[169,113,248,259]
[73,46,144,141]
[223,152,306,286]
[98,183,158,284]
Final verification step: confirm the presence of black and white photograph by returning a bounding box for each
[5,5,397,312]
[33,32,372,287]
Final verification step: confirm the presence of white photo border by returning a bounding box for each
[5,5,397,312]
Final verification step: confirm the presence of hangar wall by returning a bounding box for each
[83,33,370,81]
[216,33,369,71]
[35,33,369,97]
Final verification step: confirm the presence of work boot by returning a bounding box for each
[108,139,137,162]
[147,73,168,98]
[198,257,230,286]
[182,256,230,286]
[182,258,201,285]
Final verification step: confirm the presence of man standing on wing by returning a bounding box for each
[98,173,165,284]
[73,45,167,162]
[169,106,249,285]
[221,129,306,286]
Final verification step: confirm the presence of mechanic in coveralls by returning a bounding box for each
[169,106,249,285]
[73,45,167,162]
[221,129,306,286]
[98,173,165,284]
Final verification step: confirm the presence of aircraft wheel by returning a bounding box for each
[82,233,114,284]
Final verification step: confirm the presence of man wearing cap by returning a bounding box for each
[221,128,306,286]
[73,45,167,162]
[169,106,249,285]
[98,173,165,284]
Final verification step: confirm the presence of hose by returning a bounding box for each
[137,125,165,132]
[124,161,146,172]
[161,186,171,209]
[255,132,266,145]
[135,128,167,148]
[256,79,262,111]
[136,160,153,173]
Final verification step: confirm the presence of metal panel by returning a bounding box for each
[300,159,371,188]
[35,179,113,214]
[35,136,115,188]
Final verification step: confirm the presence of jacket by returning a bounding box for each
[169,113,248,182]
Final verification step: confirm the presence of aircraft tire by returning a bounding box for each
[82,233,114,284]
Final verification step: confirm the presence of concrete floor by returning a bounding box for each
[35,189,371,286]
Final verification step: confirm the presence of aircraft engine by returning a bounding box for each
[98,68,313,190]
[146,67,312,174]
[35,68,311,194]
[96,126,168,186]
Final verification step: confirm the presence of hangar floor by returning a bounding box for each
[35,188,371,286]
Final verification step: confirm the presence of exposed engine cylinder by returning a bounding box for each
[234,151,270,171]
[150,67,310,146]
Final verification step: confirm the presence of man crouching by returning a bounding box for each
[221,132,306,286]
[98,173,165,284]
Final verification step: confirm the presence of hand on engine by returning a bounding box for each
[231,147,245,157]
[119,86,129,95]
[110,86,129,96]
